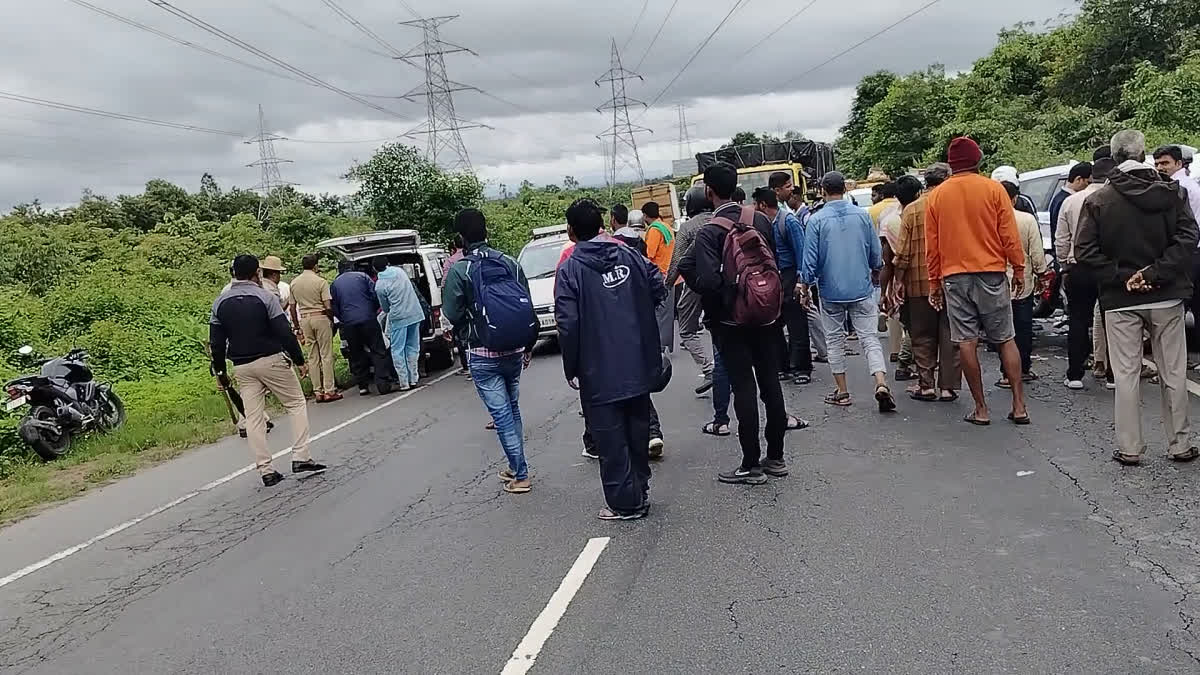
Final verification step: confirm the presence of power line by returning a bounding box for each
[0,90,243,136]
[318,0,406,57]
[736,0,817,60]
[148,1,408,119]
[780,0,943,89]
[633,0,681,71]
[638,0,749,118]
[264,2,394,58]
[622,0,650,52]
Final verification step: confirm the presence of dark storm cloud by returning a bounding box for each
[0,0,1076,208]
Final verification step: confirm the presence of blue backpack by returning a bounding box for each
[466,249,537,352]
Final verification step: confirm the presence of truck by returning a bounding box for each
[630,182,682,230]
[691,139,836,198]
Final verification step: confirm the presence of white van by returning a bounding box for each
[517,224,572,339]
[316,230,455,369]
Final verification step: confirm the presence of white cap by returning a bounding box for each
[627,209,644,227]
[990,165,1019,186]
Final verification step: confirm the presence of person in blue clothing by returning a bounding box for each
[372,256,425,390]
[754,187,812,385]
[331,261,397,396]
[798,171,896,413]
[556,198,667,520]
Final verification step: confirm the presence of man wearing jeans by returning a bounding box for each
[798,172,895,412]
[210,255,325,487]
[443,209,537,494]
[1077,130,1199,465]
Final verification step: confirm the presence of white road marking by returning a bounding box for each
[1016,471,1036,477]
[501,537,611,675]
[0,369,461,590]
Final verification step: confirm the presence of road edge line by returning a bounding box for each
[0,369,461,590]
[501,536,611,675]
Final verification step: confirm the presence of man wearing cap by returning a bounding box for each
[926,137,1029,426]
[259,255,290,306]
[289,254,342,403]
[990,166,1037,216]
[211,254,325,486]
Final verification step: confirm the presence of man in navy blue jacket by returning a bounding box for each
[556,198,667,520]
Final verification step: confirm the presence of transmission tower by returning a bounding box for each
[245,104,296,221]
[676,104,695,159]
[398,15,487,173]
[596,39,650,186]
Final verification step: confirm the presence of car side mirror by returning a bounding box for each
[17,345,33,356]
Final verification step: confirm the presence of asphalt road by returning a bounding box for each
[1,329,1198,674]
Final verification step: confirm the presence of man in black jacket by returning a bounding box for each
[557,199,667,520]
[680,161,789,485]
[1076,129,1200,466]
[211,254,325,486]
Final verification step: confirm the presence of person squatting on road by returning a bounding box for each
[372,256,425,391]
[798,171,896,412]
[925,136,1029,426]
[210,254,325,487]
[289,254,342,403]
[444,208,539,494]
[556,198,668,520]
[680,161,790,486]
[1076,130,1200,466]
[332,261,398,396]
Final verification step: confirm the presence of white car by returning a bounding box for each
[518,224,572,339]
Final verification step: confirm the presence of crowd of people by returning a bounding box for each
[206,128,1198,509]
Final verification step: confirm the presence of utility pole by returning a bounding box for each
[398,15,487,173]
[676,104,694,159]
[596,39,650,186]
[245,104,295,222]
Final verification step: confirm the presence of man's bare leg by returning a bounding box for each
[958,339,988,421]
[997,339,1028,418]
[833,372,849,395]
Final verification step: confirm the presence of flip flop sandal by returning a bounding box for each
[702,422,731,437]
[909,390,938,401]
[875,385,897,413]
[1007,412,1032,426]
[1168,447,1199,462]
[963,413,991,426]
[1021,372,1040,382]
[824,391,852,407]
[785,416,810,431]
[793,374,812,385]
[939,392,959,402]
[1111,450,1142,466]
[995,378,1012,389]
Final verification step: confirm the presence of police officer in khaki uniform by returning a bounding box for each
[290,254,342,402]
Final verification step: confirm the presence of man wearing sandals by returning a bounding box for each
[1076,130,1200,466]
[798,172,896,413]
[925,137,1029,426]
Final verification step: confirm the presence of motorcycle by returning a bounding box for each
[4,346,126,460]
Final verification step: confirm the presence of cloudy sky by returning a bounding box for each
[0,0,1078,209]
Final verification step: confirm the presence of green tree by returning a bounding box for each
[345,143,483,245]
[862,67,956,175]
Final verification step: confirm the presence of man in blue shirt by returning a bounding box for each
[753,187,812,384]
[798,172,896,412]
[331,261,397,396]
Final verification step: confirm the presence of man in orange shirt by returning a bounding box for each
[642,201,676,353]
[926,137,1029,426]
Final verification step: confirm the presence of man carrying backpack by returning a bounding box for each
[443,209,539,495]
[680,161,789,485]
[557,199,668,520]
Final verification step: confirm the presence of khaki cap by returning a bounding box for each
[261,255,286,272]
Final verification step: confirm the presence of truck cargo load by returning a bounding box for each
[695,140,835,179]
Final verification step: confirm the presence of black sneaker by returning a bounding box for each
[718,466,768,485]
[695,376,714,395]
[292,460,327,475]
[762,459,789,477]
[813,355,829,364]
[261,471,284,487]
[358,386,371,396]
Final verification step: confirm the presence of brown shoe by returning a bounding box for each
[324,392,343,402]
[503,478,532,494]
[1169,447,1199,463]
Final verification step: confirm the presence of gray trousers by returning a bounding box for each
[676,284,712,375]
[1105,303,1191,457]
[808,287,828,359]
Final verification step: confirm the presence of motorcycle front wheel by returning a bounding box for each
[97,390,126,431]
[22,406,71,461]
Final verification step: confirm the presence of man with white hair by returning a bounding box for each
[1076,130,1200,466]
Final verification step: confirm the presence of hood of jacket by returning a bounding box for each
[1109,166,1179,214]
[571,237,624,274]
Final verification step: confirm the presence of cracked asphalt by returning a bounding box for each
[0,326,1198,674]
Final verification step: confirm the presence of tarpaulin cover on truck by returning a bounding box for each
[695,140,836,179]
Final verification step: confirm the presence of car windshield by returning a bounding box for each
[519,241,568,280]
[1022,174,1065,211]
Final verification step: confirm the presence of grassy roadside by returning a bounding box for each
[0,362,352,526]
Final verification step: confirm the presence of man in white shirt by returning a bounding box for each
[1154,145,1200,346]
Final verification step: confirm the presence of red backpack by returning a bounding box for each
[710,206,782,326]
